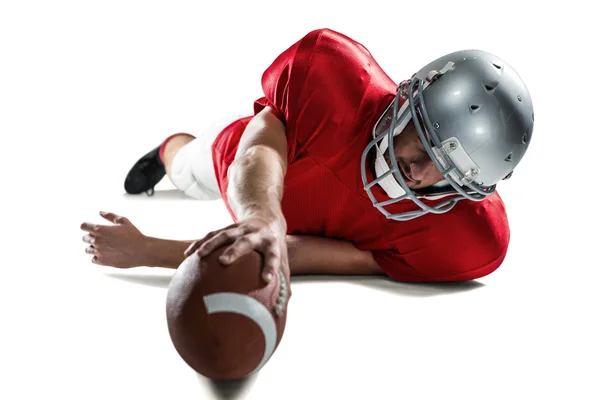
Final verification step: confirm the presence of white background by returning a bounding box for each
[1,1,598,399]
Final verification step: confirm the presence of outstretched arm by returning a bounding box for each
[143,234,383,276]
[183,105,289,283]
[81,212,382,275]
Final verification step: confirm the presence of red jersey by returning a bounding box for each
[211,28,510,283]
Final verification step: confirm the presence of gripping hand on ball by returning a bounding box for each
[184,216,288,284]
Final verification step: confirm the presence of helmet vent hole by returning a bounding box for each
[469,104,480,113]
[492,63,502,70]
[505,153,513,162]
[483,82,498,93]
[532,112,535,122]
[522,133,529,144]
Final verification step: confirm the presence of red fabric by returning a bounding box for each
[211,28,510,283]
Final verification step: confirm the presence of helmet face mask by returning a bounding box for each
[361,50,534,221]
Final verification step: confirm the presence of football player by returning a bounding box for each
[80,28,534,284]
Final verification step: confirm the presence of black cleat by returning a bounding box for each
[124,145,166,196]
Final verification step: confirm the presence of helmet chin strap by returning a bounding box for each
[374,101,413,199]
[374,114,454,201]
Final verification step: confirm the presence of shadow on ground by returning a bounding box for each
[197,372,258,400]
[104,270,483,298]
[121,189,193,200]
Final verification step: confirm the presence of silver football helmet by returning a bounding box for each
[361,49,535,221]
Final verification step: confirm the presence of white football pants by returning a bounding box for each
[169,115,243,200]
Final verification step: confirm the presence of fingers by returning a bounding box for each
[82,234,96,245]
[183,221,282,284]
[80,215,128,268]
[83,234,102,263]
[80,222,102,234]
[184,224,245,257]
[219,234,279,283]
[91,255,105,265]
[80,211,130,245]
[261,248,280,283]
[86,244,109,266]
[195,228,246,258]
[184,231,217,257]
[219,234,261,264]
[83,242,103,264]
[81,233,96,245]
[99,211,130,225]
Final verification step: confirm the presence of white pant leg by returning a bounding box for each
[170,115,242,200]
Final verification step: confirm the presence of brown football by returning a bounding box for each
[165,245,291,380]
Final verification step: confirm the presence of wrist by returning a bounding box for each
[234,200,285,229]
[141,236,189,269]
[246,207,286,233]
[139,236,160,267]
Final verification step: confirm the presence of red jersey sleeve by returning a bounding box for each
[253,29,324,162]
[253,41,298,124]
[372,193,511,283]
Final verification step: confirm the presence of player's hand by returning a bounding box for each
[80,211,148,268]
[184,216,288,284]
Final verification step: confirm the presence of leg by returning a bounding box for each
[123,133,195,196]
[159,133,196,179]
[124,115,240,199]
[163,132,222,200]
[164,115,245,199]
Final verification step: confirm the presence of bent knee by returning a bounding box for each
[162,133,196,175]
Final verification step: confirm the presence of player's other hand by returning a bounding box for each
[184,216,288,284]
[80,211,148,268]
